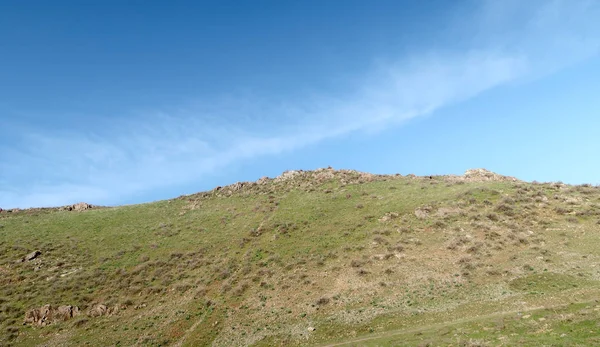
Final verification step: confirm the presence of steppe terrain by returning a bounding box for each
[2,168,600,346]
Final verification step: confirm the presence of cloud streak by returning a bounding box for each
[1,0,599,208]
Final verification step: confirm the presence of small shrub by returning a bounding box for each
[433,220,446,229]
[221,282,232,293]
[316,297,330,305]
[175,283,193,293]
[387,244,404,253]
[495,203,515,216]
[233,282,250,296]
[350,260,363,268]
[373,236,389,245]
[466,242,483,254]
[219,268,231,280]
[73,317,89,328]
[566,216,579,224]
[486,213,499,221]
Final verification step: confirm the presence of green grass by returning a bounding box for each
[335,299,600,347]
[1,169,600,346]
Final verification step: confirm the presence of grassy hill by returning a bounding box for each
[1,168,600,346]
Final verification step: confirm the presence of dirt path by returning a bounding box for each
[319,305,549,347]
[320,287,600,346]
[172,312,207,347]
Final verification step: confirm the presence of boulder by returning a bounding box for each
[39,305,54,326]
[23,307,43,325]
[61,202,93,211]
[414,207,432,219]
[89,304,108,317]
[108,304,123,316]
[22,250,41,262]
[56,305,80,321]
[24,304,80,326]
[24,303,115,326]
[72,202,93,211]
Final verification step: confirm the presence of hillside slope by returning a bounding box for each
[1,168,600,346]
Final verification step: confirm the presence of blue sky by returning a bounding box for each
[1,0,600,208]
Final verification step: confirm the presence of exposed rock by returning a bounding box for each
[56,305,80,321]
[89,304,108,317]
[378,212,399,223]
[24,304,80,326]
[22,250,41,262]
[24,307,43,326]
[307,326,316,332]
[256,176,271,185]
[191,168,521,200]
[415,206,433,219]
[60,202,94,212]
[313,167,336,181]
[107,304,122,315]
[441,169,519,184]
[274,170,303,182]
[72,202,93,211]
[228,182,246,191]
[462,169,518,182]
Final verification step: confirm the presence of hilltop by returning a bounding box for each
[1,168,600,346]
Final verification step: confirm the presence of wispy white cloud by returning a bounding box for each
[1,0,599,208]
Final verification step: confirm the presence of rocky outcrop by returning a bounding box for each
[88,303,122,317]
[273,170,302,183]
[178,167,522,203]
[56,305,80,321]
[462,168,518,182]
[23,303,122,326]
[415,206,433,219]
[440,169,519,183]
[24,305,80,326]
[88,304,108,317]
[61,202,94,212]
[198,167,385,198]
